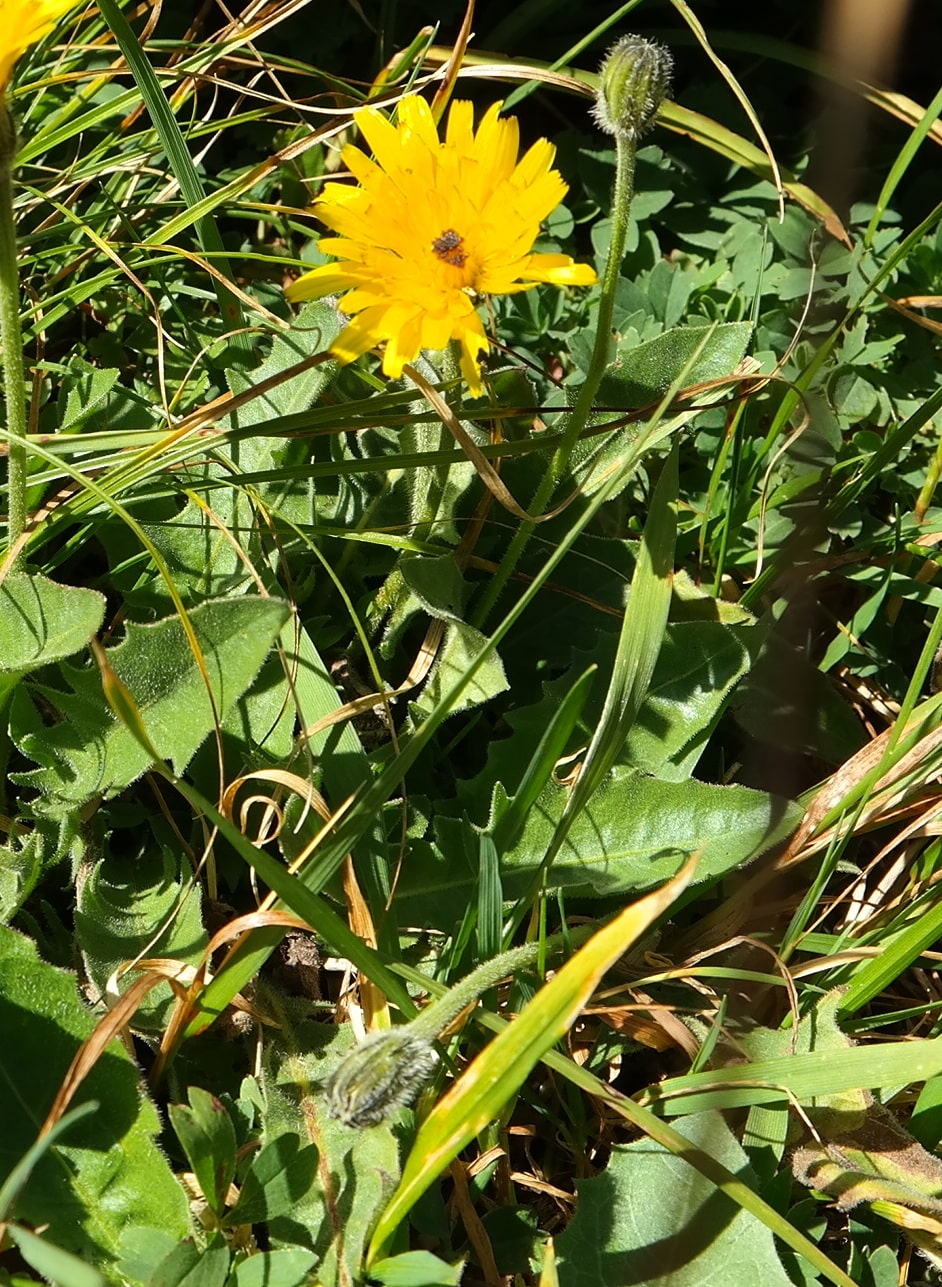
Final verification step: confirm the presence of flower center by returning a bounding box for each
[431,228,467,268]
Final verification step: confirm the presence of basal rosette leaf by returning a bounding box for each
[0,925,190,1275]
[0,573,105,687]
[395,768,799,927]
[75,841,208,1031]
[11,596,290,807]
[260,1015,401,1280]
[555,1112,792,1286]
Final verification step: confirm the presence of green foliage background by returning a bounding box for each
[3,2,942,1286]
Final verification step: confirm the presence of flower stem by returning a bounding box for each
[0,104,28,560]
[412,344,462,545]
[407,937,567,1041]
[473,130,638,627]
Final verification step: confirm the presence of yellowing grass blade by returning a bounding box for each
[366,858,696,1263]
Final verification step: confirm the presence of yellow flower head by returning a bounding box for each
[0,0,80,95]
[286,95,597,396]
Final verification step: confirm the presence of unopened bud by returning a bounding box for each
[325,1029,439,1128]
[593,35,673,141]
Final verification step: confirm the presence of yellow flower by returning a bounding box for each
[286,95,597,396]
[0,0,80,96]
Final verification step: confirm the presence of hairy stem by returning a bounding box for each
[0,105,27,560]
[473,130,638,627]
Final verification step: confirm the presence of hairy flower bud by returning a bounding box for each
[593,35,673,141]
[326,1029,440,1128]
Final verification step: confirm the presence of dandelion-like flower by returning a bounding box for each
[286,94,597,396]
[0,0,80,97]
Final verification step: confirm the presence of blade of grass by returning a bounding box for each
[562,443,678,812]
[639,1035,942,1115]
[95,0,249,353]
[491,666,596,855]
[504,443,678,939]
[366,857,696,1262]
[865,79,942,247]
[500,1,647,112]
[836,893,942,1017]
[386,961,856,1287]
[669,0,784,220]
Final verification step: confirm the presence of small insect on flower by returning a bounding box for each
[431,228,467,268]
[285,94,597,396]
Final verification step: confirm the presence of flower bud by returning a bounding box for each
[325,1029,439,1128]
[593,35,673,141]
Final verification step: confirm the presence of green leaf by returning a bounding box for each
[554,1113,793,1286]
[910,1074,942,1150]
[168,1089,237,1219]
[481,1205,539,1275]
[505,769,798,897]
[116,1229,183,1287]
[0,573,105,682]
[792,1098,942,1218]
[258,1015,401,1280]
[227,1250,318,1287]
[0,926,190,1266]
[625,622,753,779]
[225,301,340,426]
[411,619,509,719]
[595,321,753,408]
[143,302,342,603]
[0,1103,99,1221]
[733,628,866,764]
[55,361,121,433]
[395,769,800,926]
[398,555,468,620]
[148,1237,230,1287]
[224,1135,319,1227]
[0,832,42,925]
[13,596,290,805]
[368,1250,463,1286]
[6,1224,108,1287]
[75,842,208,1031]
[379,558,509,717]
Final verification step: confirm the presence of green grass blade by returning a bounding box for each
[640,1036,942,1115]
[492,666,596,855]
[366,859,695,1261]
[389,962,855,1287]
[865,80,942,247]
[503,442,678,932]
[94,0,249,349]
[836,893,942,1016]
[566,443,678,811]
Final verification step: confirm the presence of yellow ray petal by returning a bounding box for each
[285,93,594,391]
